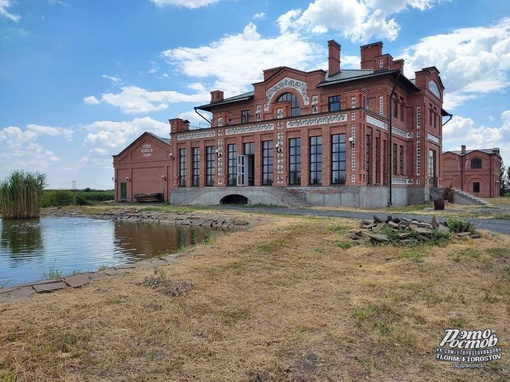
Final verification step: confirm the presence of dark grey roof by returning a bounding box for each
[325,69,375,81]
[197,91,254,111]
[318,68,418,90]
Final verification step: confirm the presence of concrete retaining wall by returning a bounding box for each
[169,186,433,208]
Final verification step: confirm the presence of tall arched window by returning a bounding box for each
[276,92,300,116]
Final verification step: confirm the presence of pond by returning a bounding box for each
[0,216,211,288]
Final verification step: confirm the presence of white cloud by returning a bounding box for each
[102,74,122,84]
[0,0,20,22]
[84,95,100,105]
[84,117,168,148]
[0,125,37,145]
[86,86,210,114]
[161,22,322,96]
[443,111,510,167]
[253,12,266,20]
[279,0,448,43]
[401,18,510,111]
[27,124,74,141]
[150,0,220,9]
[0,125,61,180]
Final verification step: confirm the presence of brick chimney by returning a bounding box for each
[360,41,383,70]
[169,118,190,134]
[210,90,224,103]
[461,145,466,154]
[328,40,341,75]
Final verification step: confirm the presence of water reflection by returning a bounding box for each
[0,216,212,287]
[0,219,43,261]
[114,221,210,261]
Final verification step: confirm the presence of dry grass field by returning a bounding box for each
[0,205,509,381]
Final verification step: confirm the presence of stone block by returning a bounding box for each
[33,282,67,293]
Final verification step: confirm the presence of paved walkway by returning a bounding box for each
[0,253,181,304]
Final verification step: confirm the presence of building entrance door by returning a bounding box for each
[237,154,254,186]
[120,182,127,200]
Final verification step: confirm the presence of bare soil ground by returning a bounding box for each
[0,206,509,381]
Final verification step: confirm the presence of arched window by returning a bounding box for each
[276,92,300,116]
[471,158,482,169]
[429,80,440,98]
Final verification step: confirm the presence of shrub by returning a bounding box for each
[443,184,455,203]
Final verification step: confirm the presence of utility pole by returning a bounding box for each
[72,180,76,205]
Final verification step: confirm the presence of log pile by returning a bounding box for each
[350,215,480,244]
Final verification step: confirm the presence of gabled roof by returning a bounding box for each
[112,131,170,158]
[443,148,501,157]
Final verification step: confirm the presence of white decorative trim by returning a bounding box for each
[416,141,421,176]
[392,178,413,185]
[264,77,309,111]
[141,144,153,157]
[217,138,223,177]
[225,123,274,135]
[276,132,284,180]
[392,127,413,138]
[416,106,421,129]
[287,113,347,129]
[177,130,216,141]
[427,133,440,143]
[350,124,356,172]
[366,115,387,130]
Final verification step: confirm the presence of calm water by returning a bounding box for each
[0,216,211,288]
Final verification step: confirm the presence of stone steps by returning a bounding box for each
[452,188,492,206]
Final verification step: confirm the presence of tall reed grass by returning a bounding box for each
[0,170,47,219]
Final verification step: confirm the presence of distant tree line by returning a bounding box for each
[41,188,114,207]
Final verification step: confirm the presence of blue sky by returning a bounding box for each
[1,0,509,190]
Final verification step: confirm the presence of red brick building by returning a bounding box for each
[442,145,502,198]
[113,40,450,207]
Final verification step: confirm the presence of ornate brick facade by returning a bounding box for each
[114,40,450,207]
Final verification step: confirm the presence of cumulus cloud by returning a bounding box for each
[150,0,220,9]
[278,0,448,43]
[443,111,510,167]
[0,0,20,22]
[27,124,74,141]
[0,125,61,180]
[85,85,210,114]
[161,22,322,96]
[401,18,510,111]
[84,117,168,148]
[83,95,100,105]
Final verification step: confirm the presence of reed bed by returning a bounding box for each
[0,170,47,219]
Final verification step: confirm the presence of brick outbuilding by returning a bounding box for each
[442,145,502,198]
[114,40,451,207]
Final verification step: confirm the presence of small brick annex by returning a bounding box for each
[442,145,502,198]
[113,39,452,208]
